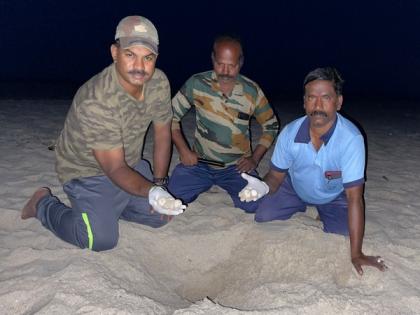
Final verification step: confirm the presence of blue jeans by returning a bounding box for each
[36,160,167,251]
[255,176,349,235]
[167,162,260,213]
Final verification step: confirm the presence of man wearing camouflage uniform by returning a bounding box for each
[21,16,185,251]
[168,35,279,212]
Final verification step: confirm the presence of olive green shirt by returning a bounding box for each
[55,64,172,184]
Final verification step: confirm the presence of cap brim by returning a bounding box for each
[118,37,158,54]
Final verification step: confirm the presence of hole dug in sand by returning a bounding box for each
[132,220,351,311]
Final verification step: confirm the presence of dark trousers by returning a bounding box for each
[255,176,349,235]
[36,160,167,251]
[168,162,260,213]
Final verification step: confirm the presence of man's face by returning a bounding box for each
[212,42,242,84]
[304,80,343,129]
[111,44,157,91]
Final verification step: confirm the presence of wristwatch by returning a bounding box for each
[153,176,169,187]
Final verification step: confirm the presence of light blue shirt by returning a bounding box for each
[271,113,365,204]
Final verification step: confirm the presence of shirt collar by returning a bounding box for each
[294,114,338,145]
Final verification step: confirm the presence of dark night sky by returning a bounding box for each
[1,0,419,101]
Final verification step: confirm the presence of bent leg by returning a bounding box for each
[317,191,349,235]
[62,176,129,251]
[167,163,213,203]
[255,176,306,222]
[36,190,92,249]
[37,175,128,251]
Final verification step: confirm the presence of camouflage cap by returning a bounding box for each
[115,16,159,54]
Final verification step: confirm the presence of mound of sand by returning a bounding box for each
[1,99,419,314]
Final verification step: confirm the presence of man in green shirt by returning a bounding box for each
[168,35,279,212]
[22,15,185,251]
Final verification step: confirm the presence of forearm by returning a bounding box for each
[251,144,268,165]
[108,165,153,197]
[263,169,286,194]
[172,128,192,156]
[345,185,386,274]
[153,123,172,179]
[346,186,365,259]
[349,200,365,259]
[93,147,153,197]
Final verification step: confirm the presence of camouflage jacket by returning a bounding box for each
[172,71,279,166]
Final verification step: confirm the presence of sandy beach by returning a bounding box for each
[1,98,419,314]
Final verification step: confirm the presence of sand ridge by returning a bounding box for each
[0,99,419,314]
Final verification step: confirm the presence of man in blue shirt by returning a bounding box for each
[239,67,387,275]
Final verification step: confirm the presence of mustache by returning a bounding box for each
[310,111,327,117]
[128,70,148,76]
[218,74,235,80]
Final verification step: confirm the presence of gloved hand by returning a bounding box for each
[148,186,186,215]
[239,173,269,202]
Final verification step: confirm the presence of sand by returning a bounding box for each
[1,99,419,314]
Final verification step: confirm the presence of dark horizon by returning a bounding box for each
[1,1,419,102]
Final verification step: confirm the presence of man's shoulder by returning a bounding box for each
[237,74,265,98]
[289,115,306,128]
[186,70,213,83]
[74,64,116,103]
[151,68,169,82]
[87,64,115,87]
[144,68,171,110]
[238,73,257,84]
[282,116,307,138]
[237,73,260,89]
[336,113,362,136]
[147,68,170,93]
[179,71,213,92]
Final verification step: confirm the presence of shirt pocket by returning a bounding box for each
[232,109,252,128]
[324,170,342,190]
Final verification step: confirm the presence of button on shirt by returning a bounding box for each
[270,113,365,204]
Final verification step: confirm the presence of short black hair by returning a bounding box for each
[303,67,344,95]
[212,34,244,67]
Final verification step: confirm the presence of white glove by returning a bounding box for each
[148,186,186,216]
[239,173,269,202]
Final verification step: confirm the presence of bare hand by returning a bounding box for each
[180,150,198,166]
[352,254,387,275]
[236,156,257,173]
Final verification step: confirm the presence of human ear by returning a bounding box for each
[337,95,343,110]
[110,44,118,63]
